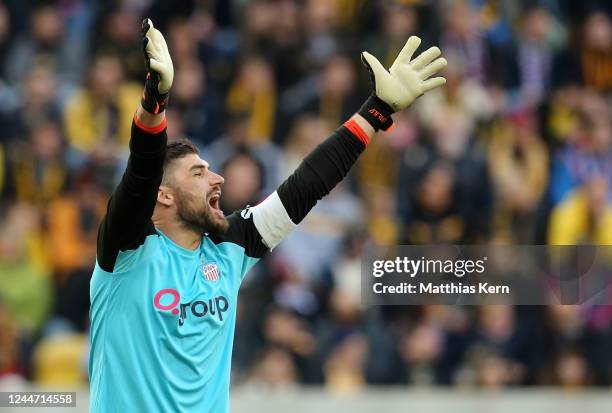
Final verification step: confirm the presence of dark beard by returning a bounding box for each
[175,188,229,235]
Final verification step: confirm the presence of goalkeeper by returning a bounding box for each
[89,19,446,413]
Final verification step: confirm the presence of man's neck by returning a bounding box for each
[154,220,202,251]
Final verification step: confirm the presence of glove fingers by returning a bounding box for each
[142,19,162,56]
[149,58,173,93]
[395,36,421,65]
[419,57,447,79]
[160,38,171,62]
[148,58,164,74]
[148,29,164,47]
[148,32,164,55]
[145,35,164,61]
[141,18,152,35]
[422,76,446,92]
[142,36,150,68]
[142,19,171,68]
[410,46,441,70]
[142,19,153,68]
[361,52,389,82]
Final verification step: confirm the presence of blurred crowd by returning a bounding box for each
[0,0,611,392]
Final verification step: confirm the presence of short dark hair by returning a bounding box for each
[162,138,200,185]
[164,138,199,169]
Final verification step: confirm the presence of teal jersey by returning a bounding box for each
[89,121,269,413]
[89,226,262,412]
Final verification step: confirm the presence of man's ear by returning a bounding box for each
[157,185,174,207]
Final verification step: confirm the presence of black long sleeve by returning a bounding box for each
[97,120,167,272]
[277,125,365,224]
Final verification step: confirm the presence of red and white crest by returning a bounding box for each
[202,263,220,281]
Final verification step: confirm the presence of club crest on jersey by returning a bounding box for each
[201,262,220,281]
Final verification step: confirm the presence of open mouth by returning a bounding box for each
[208,192,221,212]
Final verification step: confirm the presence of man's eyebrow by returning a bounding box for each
[189,164,207,171]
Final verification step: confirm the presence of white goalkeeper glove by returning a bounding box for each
[140,18,174,114]
[358,36,447,131]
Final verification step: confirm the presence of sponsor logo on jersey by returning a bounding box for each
[153,288,229,326]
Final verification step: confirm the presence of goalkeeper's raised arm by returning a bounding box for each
[97,19,174,273]
[249,36,447,250]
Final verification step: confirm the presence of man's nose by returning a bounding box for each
[211,171,225,185]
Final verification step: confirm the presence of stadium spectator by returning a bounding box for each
[218,150,265,213]
[226,56,277,142]
[6,118,66,205]
[171,58,224,145]
[487,111,549,242]
[0,203,52,335]
[64,52,140,155]
[4,4,65,86]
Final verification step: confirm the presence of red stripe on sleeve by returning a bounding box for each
[343,119,370,146]
[133,115,167,134]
